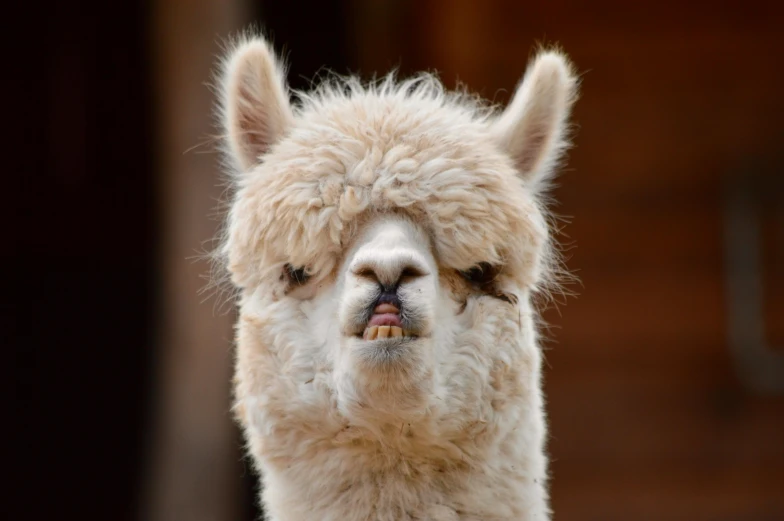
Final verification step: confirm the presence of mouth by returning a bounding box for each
[361,302,417,341]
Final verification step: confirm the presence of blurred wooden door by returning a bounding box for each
[354,1,784,520]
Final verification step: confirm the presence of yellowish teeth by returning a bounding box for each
[362,325,416,340]
[366,326,379,340]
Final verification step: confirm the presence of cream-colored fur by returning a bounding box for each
[215,33,578,521]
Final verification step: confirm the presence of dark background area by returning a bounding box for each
[21,2,157,519]
[17,1,783,520]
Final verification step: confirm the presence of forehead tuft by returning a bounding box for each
[224,76,549,289]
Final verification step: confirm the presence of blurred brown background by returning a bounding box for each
[20,1,783,520]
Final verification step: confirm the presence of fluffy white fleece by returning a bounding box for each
[215,33,578,521]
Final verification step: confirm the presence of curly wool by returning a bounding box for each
[214,33,578,521]
[222,72,551,294]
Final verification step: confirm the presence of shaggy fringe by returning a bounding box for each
[201,30,577,318]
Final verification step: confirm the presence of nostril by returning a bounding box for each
[351,262,428,287]
[353,266,377,280]
[399,265,427,280]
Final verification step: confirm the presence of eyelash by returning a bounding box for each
[284,264,311,285]
[460,262,498,286]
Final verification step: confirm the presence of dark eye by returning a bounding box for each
[284,264,311,285]
[460,262,498,286]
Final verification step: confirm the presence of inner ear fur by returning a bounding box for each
[492,50,579,192]
[219,36,294,172]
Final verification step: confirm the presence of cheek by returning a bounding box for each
[437,271,473,308]
[427,276,470,354]
[399,276,436,306]
[336,279,377,327]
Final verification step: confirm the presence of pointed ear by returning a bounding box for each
[219,36,293,172]
[492,50,578,191]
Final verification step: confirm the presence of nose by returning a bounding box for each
[349,220,432,289]
[352,253,429,289]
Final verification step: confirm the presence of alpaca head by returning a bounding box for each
[217,35,577,519]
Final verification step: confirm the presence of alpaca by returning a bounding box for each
[215,34,578,521]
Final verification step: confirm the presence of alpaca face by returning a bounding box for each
[217,35,577,519]
[337,217,437,360]
[331,215,453,422]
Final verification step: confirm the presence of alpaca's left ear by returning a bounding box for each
[492,50,578,191]
[220,36,294,172]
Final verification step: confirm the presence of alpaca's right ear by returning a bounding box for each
[220,37,293,172]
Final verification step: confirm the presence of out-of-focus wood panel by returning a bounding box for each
[551,467,784,521]
[139,1,251,521]
[549,271,726,349]
[547,367,784,461]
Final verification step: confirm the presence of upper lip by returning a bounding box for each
[355,301,419,339]
[367,303,403,327]
[347,293,423,338]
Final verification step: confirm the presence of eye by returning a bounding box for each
[284,264,311,285]
[460,262,499,286]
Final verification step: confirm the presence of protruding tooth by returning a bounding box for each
[377,325,391,339]
[367,326,379,340]
[403,330,412,337]
[390,326,403,338]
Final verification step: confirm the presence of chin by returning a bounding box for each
[352,335,430,374]
[337,335,435,418]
